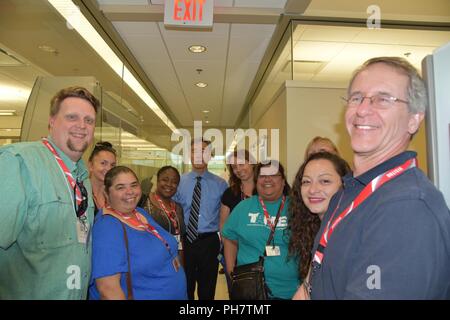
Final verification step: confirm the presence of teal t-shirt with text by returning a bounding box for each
[222,195,300,299]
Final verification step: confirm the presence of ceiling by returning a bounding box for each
[0,0,449,146]
[95,0,450,129]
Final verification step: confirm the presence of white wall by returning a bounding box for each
[286,81,351,184]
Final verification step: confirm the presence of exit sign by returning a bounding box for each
[164,0,214,28]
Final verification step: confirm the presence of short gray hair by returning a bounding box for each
[348,57,428,114]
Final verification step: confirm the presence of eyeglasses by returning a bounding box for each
[73,180,88,218]
[343,93,409,109]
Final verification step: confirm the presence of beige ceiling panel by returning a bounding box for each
[235,0,287,8]
[293,41,346,62]
[305,0,450,19]
[215,0,234,6]
[113,21,160,35]
[97,0,149,5]
[352,29,450,47]
[159,22,230,37]
[163,35,229,61]
[295,25,362,42]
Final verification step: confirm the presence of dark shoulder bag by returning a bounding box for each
[230,210,281,300]
[120,222,134,300]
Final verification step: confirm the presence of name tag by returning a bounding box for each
[265,245,280,257]
[76,219,90,244]
[175,234,183,250]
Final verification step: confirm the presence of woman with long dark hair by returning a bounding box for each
[289,152,350,299]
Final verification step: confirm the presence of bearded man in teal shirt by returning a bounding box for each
[0,86,98,299]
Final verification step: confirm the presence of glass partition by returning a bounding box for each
[0,0,182,181]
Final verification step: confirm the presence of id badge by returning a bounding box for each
[175,234,183,250]
[172,256,180,272]
[76,219,90,244]
[265,245,280,256]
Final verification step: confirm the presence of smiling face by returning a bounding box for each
[230,157,254,182]
[89,150,116,184]
[256,165,285,201]
[49,97,96,162]
[156,168,180,199]
[345,63,423,167]
[106,172,142,214]
[301,159,343,219]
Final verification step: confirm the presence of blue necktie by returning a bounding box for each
[187,176,202,243]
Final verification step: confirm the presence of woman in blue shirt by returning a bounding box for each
[89,166,187,300]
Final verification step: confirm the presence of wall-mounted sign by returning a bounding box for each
[164,0,214,28]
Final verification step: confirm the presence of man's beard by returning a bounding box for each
[67,139,89,154]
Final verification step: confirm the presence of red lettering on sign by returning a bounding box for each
[173,0,182,20]
[184,0,192,21]
[198,0,205,21]
[171,0,208,23]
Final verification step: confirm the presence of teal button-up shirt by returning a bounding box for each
[0,137,94,299]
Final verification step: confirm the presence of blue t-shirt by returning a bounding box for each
[222,195,300,299]
[89,207,187,300]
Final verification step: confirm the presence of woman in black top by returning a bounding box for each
[219,149,257,230]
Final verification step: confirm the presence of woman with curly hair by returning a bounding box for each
[289,152,351,299]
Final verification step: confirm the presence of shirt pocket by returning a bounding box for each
[35,186,78,250]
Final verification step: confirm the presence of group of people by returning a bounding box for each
[0,56,449,300]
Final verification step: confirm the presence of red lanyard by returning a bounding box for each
[313,158,417,265]
[258,195,286,233]
[42,138,84,214]
[154,194,180,234]
[105,207,172,254]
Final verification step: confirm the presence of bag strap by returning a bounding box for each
[120,222,134,300]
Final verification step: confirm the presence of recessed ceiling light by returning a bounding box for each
[202,110,210,113]
[195,82,208,88]
[205,120,210,124]
[189,45,206,53]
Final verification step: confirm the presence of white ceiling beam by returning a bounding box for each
[100,4,283,24]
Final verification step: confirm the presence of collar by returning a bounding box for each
[46,136,88,180]
[344,151,417,187]
[188,169,211,180]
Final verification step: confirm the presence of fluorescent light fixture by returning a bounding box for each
[47,0,177,133]
[202,110,210,113]
[195,82,208,88]
[189,45,206,53]
[0,111,16,116]
[0,85,31,102]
